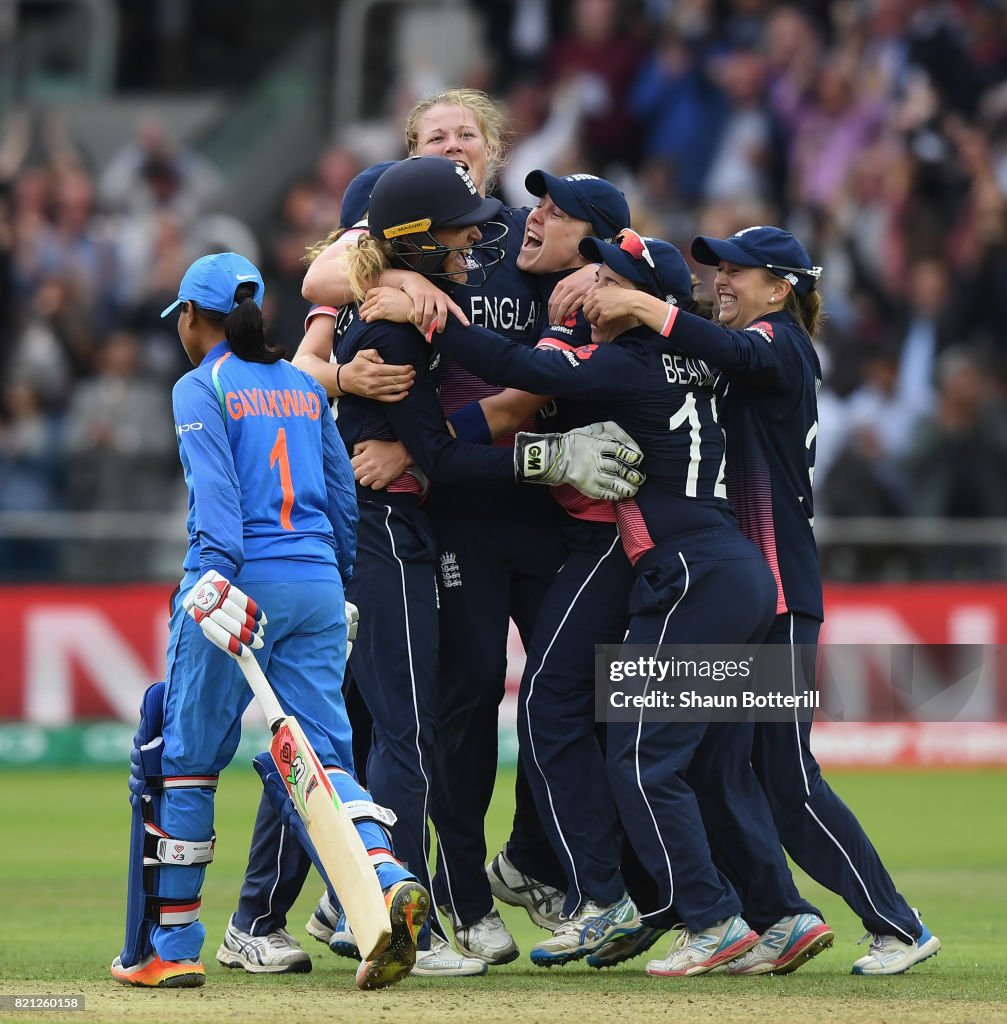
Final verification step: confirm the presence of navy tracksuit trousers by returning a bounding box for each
[519,519,635,916]
[606,528,818,933]
[751,613,921,941]
[429,489,568,926]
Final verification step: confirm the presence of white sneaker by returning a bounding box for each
[411,934,489,977]
[305,890,338,943]
[851,910,941,975]
[216,915,312,974]
[727,914,834,975]
[530,893,641,967]
[487,848,565,931]
[305,890,359,959]
[646,914,759,977]
[442,906,519,965]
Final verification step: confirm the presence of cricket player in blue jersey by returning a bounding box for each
[110,252,427,992]
[419,230,834,975]
[585,225,941,976]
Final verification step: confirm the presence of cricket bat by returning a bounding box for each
[236,651,392,960]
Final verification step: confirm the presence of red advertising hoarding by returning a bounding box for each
[1,583,1006,766]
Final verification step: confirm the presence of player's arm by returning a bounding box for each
[293,306,414,402]
[434,318,641,401]
[449,305,596,443]
[301,228,365,308]
[452,310,597,441]
[319,384,359,585]
[375,328,515,485]
[547,263,600,324]
[584,287,787,384]
[449,390,550,445]
[311,254,469,336]
[355,387,544,480]
[362,323,644,498]
[172,375,244,578]
[292,307,343,395]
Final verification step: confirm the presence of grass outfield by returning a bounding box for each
[1,766,1005,1024]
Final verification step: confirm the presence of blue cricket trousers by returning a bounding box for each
[158,573,351,960]
[233,664,367,936]
[233,495,442,943]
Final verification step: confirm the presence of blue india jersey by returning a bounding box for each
[172,340,357,584]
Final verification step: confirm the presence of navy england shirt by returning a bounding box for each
[660,306,823,620]
[334,316,513,492]
[434,319,737,564]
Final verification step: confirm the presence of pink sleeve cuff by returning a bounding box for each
[660,304,680,337]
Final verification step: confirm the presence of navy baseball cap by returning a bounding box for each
[339,159,398,229]
[579,229,693,304]
[161,252,265,318]
[525,170,630,240]
[691,226,822,296]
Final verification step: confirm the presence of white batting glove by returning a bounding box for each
[514,421,645,500]
[345,601,359,659]
[183,569,267,658]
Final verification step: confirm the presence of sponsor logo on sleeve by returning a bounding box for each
[745,321,774,343]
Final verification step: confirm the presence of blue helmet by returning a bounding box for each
[367,156,508,283]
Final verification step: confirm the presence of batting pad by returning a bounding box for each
[119,682,218,968]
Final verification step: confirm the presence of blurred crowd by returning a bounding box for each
[2,0,1007,581]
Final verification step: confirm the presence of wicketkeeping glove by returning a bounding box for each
[345,600,359,659]
[514,421,645,500]
[183,569,267,658]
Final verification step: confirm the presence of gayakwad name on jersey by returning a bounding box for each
[468,295,540,334]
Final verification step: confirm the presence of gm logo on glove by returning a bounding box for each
[523,444,544,475]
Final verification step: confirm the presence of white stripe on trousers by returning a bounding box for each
[523,533,622,911]
[250,823,288,936]
[382,505,441,929]
[783,613,913,942]
[632,550,690,919]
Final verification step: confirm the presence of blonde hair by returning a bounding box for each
[405,88,509,192]
[303,227,347,266]
[344,235,395,303]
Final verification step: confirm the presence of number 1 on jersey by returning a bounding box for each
[269,427,295,530]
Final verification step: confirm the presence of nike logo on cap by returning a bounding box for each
[235,273,258,280]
